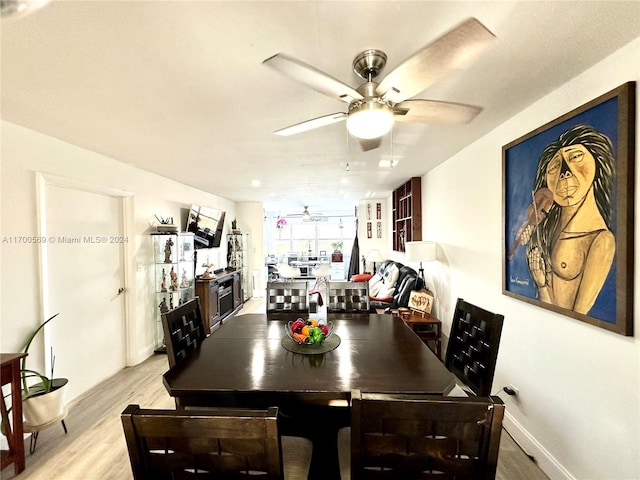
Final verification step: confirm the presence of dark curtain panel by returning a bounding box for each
[348,219,360,278]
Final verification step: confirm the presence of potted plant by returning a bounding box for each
[19,313,68,427]
[231,218,241,234]
[331,241,343,263]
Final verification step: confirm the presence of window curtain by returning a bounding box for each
[347,219,360,279]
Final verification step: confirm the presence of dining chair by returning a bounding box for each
[121,404,313,480]
[276,263,301,281]
[312,263,331,290]
[337,391,505,480]
[445,298,504,397]
[266,281,309,318]
[160,297,207,369]
[327,281,370,313]
[308,263,331,312]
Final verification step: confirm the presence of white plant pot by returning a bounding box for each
[23,381,67,427]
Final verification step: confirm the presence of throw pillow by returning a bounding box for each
[382,263,400,288]
[351,273,373,282]
[368,274,382,297]
[370,295,394,302]
[376,285,396,299]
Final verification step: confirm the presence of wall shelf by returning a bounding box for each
[392,177,422,252]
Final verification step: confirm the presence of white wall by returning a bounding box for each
[236,202,265,297]
[357,198,389,272]
[421,39,640,479]
[1,121,236,379]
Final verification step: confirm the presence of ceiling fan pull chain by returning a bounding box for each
[390,125,395,168]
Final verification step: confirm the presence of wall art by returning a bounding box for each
[502,82,635,336]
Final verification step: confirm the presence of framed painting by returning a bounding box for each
[502,82,635,336]
[409,289,434,314]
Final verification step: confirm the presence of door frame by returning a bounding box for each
[35,172,136,367]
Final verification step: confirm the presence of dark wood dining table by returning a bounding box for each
[163,312,455,406]
[162,312,455,478]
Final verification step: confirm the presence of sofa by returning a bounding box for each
[352,260,424,312]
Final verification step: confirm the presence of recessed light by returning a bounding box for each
[251,180,261,187]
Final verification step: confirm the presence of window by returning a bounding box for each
[267,216,354,260]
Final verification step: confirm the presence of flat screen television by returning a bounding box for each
[185,205,225,249]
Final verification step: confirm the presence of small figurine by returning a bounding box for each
[160,268,167,292]
[170,267,178,291]
[164,237,174,263]
[180,269,190,287]
[159,298,169,313]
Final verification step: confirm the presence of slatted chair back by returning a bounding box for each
[327,281,370,313]
[266,281,309,319]
[121,405,289,480]
[161,297,207,368]
[445,298,504,396]
[346,391,504,480]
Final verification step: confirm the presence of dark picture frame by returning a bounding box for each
[502,82,635,336]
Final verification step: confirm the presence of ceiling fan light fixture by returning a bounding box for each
[346,103,394,139]
[301,206,311,221]
[1,0,51,18]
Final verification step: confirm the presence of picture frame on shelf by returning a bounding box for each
[409,289,434,314]
[502,82,635,336]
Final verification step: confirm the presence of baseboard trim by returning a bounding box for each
[503,410,575,480]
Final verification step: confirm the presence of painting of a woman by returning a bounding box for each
[525,124,615,315]
[504,82,633,335]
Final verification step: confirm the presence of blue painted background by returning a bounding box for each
[504,97,618,323]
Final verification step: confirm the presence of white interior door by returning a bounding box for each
[44,183,126,402]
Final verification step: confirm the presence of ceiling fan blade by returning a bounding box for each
[376,18,496,103]
[264,53,364,103]
[394,99,482,124]
[274,112,347,136]
[359,137,383,151]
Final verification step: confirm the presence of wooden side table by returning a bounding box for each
[1,353,27,475]
[401,311,442,359]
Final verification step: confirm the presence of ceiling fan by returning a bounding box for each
[263,17,496,152]
[286,206,321,221]
[1,0,52,18]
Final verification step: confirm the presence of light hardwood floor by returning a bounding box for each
[3,299,548,479]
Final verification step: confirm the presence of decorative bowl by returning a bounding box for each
[285,318,334,345]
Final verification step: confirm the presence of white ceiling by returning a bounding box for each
[2,1,639,217]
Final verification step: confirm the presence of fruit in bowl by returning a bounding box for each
[286,318,333,345]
